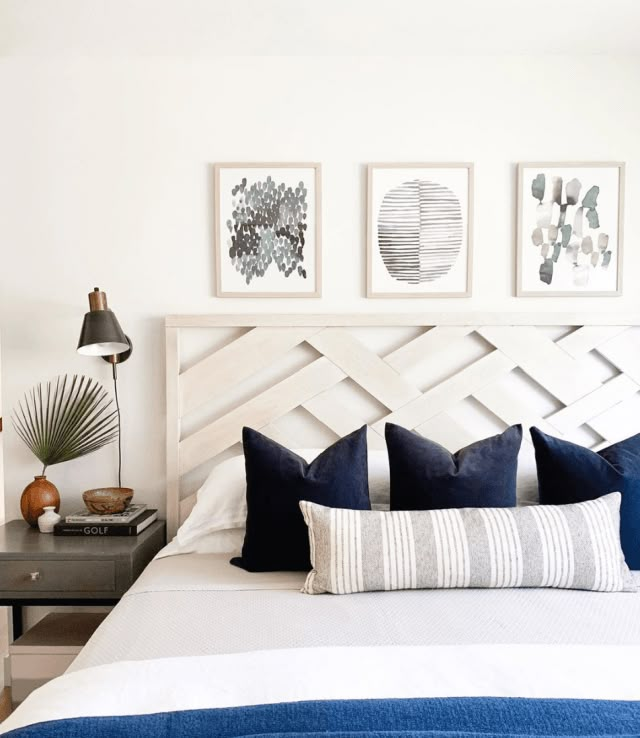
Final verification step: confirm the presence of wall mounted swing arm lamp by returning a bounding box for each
[77,288,133,489]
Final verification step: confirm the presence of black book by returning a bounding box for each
[54,509,158,536]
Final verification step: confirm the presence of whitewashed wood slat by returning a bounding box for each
[595,332,640,385]
[180,326,321,415]
[472,383,557,437]
[179,357,346,475]
[165,326,181,539]
[166,313,640,328]
[302,392,386,449]
[584,396,640,446]
[307,328,421,410]
[384,326,476,373]
[589,417,640,447]
[477,326,602,405]
[414,412,479,453]
[365,427,387,450]
[371,350,516,435]
[302,392,367,438]
[556,326,631,358]
[546,374,640,435]
[258,423,306,449]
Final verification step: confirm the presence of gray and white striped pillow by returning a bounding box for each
[300,493,630,594]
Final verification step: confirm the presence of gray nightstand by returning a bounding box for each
[0,519,166,640]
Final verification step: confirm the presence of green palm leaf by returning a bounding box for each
[12,375,119,474]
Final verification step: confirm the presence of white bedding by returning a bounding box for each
[4,552,640,734]
[68,552,640,672]
[4,644,640,734]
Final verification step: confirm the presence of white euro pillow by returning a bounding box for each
[160,449,391,557]
[159,441,538,558]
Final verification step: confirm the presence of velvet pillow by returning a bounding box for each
[531,427,640,570]
[387,423,522,511]
[230,426,370,572]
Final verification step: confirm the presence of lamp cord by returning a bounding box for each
[112,363,122,488]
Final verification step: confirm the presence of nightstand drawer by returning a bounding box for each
[0,559,115,593]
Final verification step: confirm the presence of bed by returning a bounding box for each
[3,314,640,737]
[3,554,640,735]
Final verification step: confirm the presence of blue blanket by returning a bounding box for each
[6,697,640,738]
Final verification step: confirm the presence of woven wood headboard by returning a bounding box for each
[165,313,640,538]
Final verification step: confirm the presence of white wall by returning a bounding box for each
[1,55,639,521]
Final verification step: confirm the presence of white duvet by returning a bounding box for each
[3,553,640,734]
[3,644,640,734]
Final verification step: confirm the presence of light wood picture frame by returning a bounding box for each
[516,162,625,297]
[214,163,322,297]
[367,163,474,298]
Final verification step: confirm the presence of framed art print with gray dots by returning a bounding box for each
[214,163,322,297]
[516,162,624,297]
[367,163,473,298]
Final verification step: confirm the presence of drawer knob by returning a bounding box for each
[29,571,40,582]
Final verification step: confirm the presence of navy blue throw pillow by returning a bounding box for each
[231,425,370,572]
[387,423,522,511]
[531,427,640,570]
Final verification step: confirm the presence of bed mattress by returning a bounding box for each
[69,551,640,672]
[4,551,640,736]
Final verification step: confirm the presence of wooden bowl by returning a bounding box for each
[82,487,134,515]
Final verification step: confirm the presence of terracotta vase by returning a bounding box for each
[20,476,60,527]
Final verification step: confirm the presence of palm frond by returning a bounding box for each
[12,375,119,473]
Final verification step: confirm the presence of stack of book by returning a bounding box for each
[53,504,158,537]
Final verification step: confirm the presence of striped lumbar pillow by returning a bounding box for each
[300,493,630,594]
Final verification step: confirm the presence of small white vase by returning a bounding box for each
[38,506,61,534]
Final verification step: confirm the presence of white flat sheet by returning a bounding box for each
[70,552,640,673]
[5,644,640,734]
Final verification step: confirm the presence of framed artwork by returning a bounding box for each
[214,163,322,297]
[516,162,625,296]
[367,163,473,298]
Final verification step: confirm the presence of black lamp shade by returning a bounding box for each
[77,310,130,357]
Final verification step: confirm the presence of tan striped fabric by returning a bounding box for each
[300,493,630,595]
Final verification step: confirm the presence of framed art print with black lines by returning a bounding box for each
[367,164,473,297]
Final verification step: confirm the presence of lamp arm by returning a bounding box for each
[112,363,122,489]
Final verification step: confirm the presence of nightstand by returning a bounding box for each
[0,518,165,703]
[0,519,166,639]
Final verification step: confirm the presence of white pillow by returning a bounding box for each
[160,449,391,557]
[160,442,538,558]
[159,527,245,558]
